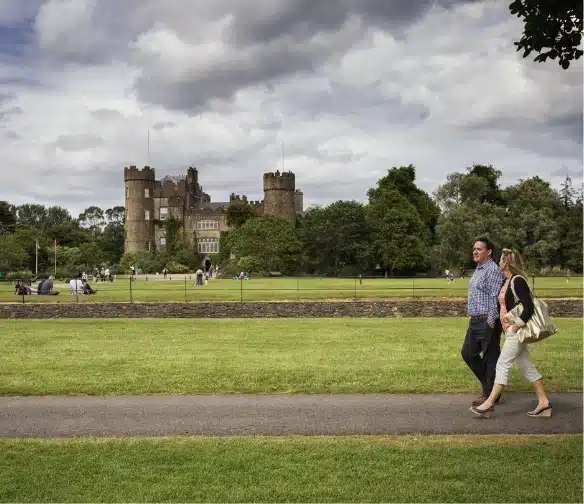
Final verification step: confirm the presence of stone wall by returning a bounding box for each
[0,299,581,319]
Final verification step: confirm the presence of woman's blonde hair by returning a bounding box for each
[500,248,528,278]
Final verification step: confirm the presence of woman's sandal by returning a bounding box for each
[469,405,495,417]
[527,404,552,417]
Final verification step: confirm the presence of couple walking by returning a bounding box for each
[462,237,552,418]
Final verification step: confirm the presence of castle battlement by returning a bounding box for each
[124,165,155,182]
[263,170,295,191]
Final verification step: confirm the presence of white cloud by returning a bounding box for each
[0,0,581,218]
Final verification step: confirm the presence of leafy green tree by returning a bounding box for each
[226,200,258,228]
[367,166,436,275]
[434,165,504,210]
[0,201,16,235]
[299,201,372,275]
[510,0,583,69]
[557,177,583,272]
[368,165,440,234]
[229,215,301,275]
[501,177,563,271]
[0,233,29,272]
[368,189,429,275]
[78,206,105,232]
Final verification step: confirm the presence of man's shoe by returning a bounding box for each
[472,396,487,407]
[472,395,502,406]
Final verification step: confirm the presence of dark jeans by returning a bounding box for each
[461,317,501,397]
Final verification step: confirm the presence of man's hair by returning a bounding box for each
[475,236,495,255]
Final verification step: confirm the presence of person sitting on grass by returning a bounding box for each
[15,282,37,295]
[82,279,97,295]
[69,276,84,295]
[39,276,60,295]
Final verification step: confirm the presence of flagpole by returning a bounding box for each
[35,239,38,276]
[54,239,57,276]
[148,129,150,165]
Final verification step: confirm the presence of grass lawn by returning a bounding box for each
[1,275,582,303]
[0,435,581,502]
[0,318,580,395]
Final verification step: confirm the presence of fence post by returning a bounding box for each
[184,276,187,302]
[240,278,243,302]
[129,276,133,303]
[75,286,79,303]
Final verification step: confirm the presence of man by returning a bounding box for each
[462,236,505,407]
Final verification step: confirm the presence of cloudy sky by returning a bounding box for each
[0,0,582,218]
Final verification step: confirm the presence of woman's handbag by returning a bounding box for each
[507,275,558,344]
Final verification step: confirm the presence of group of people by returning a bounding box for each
[463,237,551,418]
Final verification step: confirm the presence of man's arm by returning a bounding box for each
[486,267,504,326]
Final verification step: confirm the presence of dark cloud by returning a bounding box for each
[54,134,105,152]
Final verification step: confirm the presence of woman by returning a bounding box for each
[470,248,552,418]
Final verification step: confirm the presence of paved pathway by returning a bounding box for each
[0,392,581,438]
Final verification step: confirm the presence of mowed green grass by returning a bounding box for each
[1,275,581,303]
[0,435,581,502]
[0,318,580,395]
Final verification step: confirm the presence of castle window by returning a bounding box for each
[145,241,151,251]
[160,207,168,220]
[144,188,150,198]
[197,238,218,254]
[126,187,129,199]
[197,220,219,230]
[159,237,166,252]
[145,210,150,220]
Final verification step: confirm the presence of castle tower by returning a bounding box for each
[263,170,296,225]
[186,166,198,209]
[124,165,155,253]
[294,189,304,214]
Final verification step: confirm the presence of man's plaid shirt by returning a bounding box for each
[467,259,505,326]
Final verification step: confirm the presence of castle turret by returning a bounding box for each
[263,170,296,225]
[124,165,155,253]
[294,189,304,215]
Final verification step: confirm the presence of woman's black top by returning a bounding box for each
[504,274,534,324]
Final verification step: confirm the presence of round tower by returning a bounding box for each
[124,165,155,253]
[263,170,296,225]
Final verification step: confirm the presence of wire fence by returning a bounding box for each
[2,275,582,304]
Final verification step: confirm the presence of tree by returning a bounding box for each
[501,177,563,271]
[299,201,372,275]
[105,206,125,224]
[367,166,436,275]
[78,206,105,232]
[368,189,429,275]
[510,0,583,69]
[0,233,29,272]
[226,200,258,228]
[434,165,504,210]
[368,165,440,234]
[0,201,16,235]
[229,215,301,275]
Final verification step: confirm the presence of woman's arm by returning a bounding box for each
[513,276,534,325]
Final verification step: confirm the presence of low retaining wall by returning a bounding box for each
[0,299,581,319]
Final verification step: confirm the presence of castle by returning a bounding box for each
[123,166,304,256]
